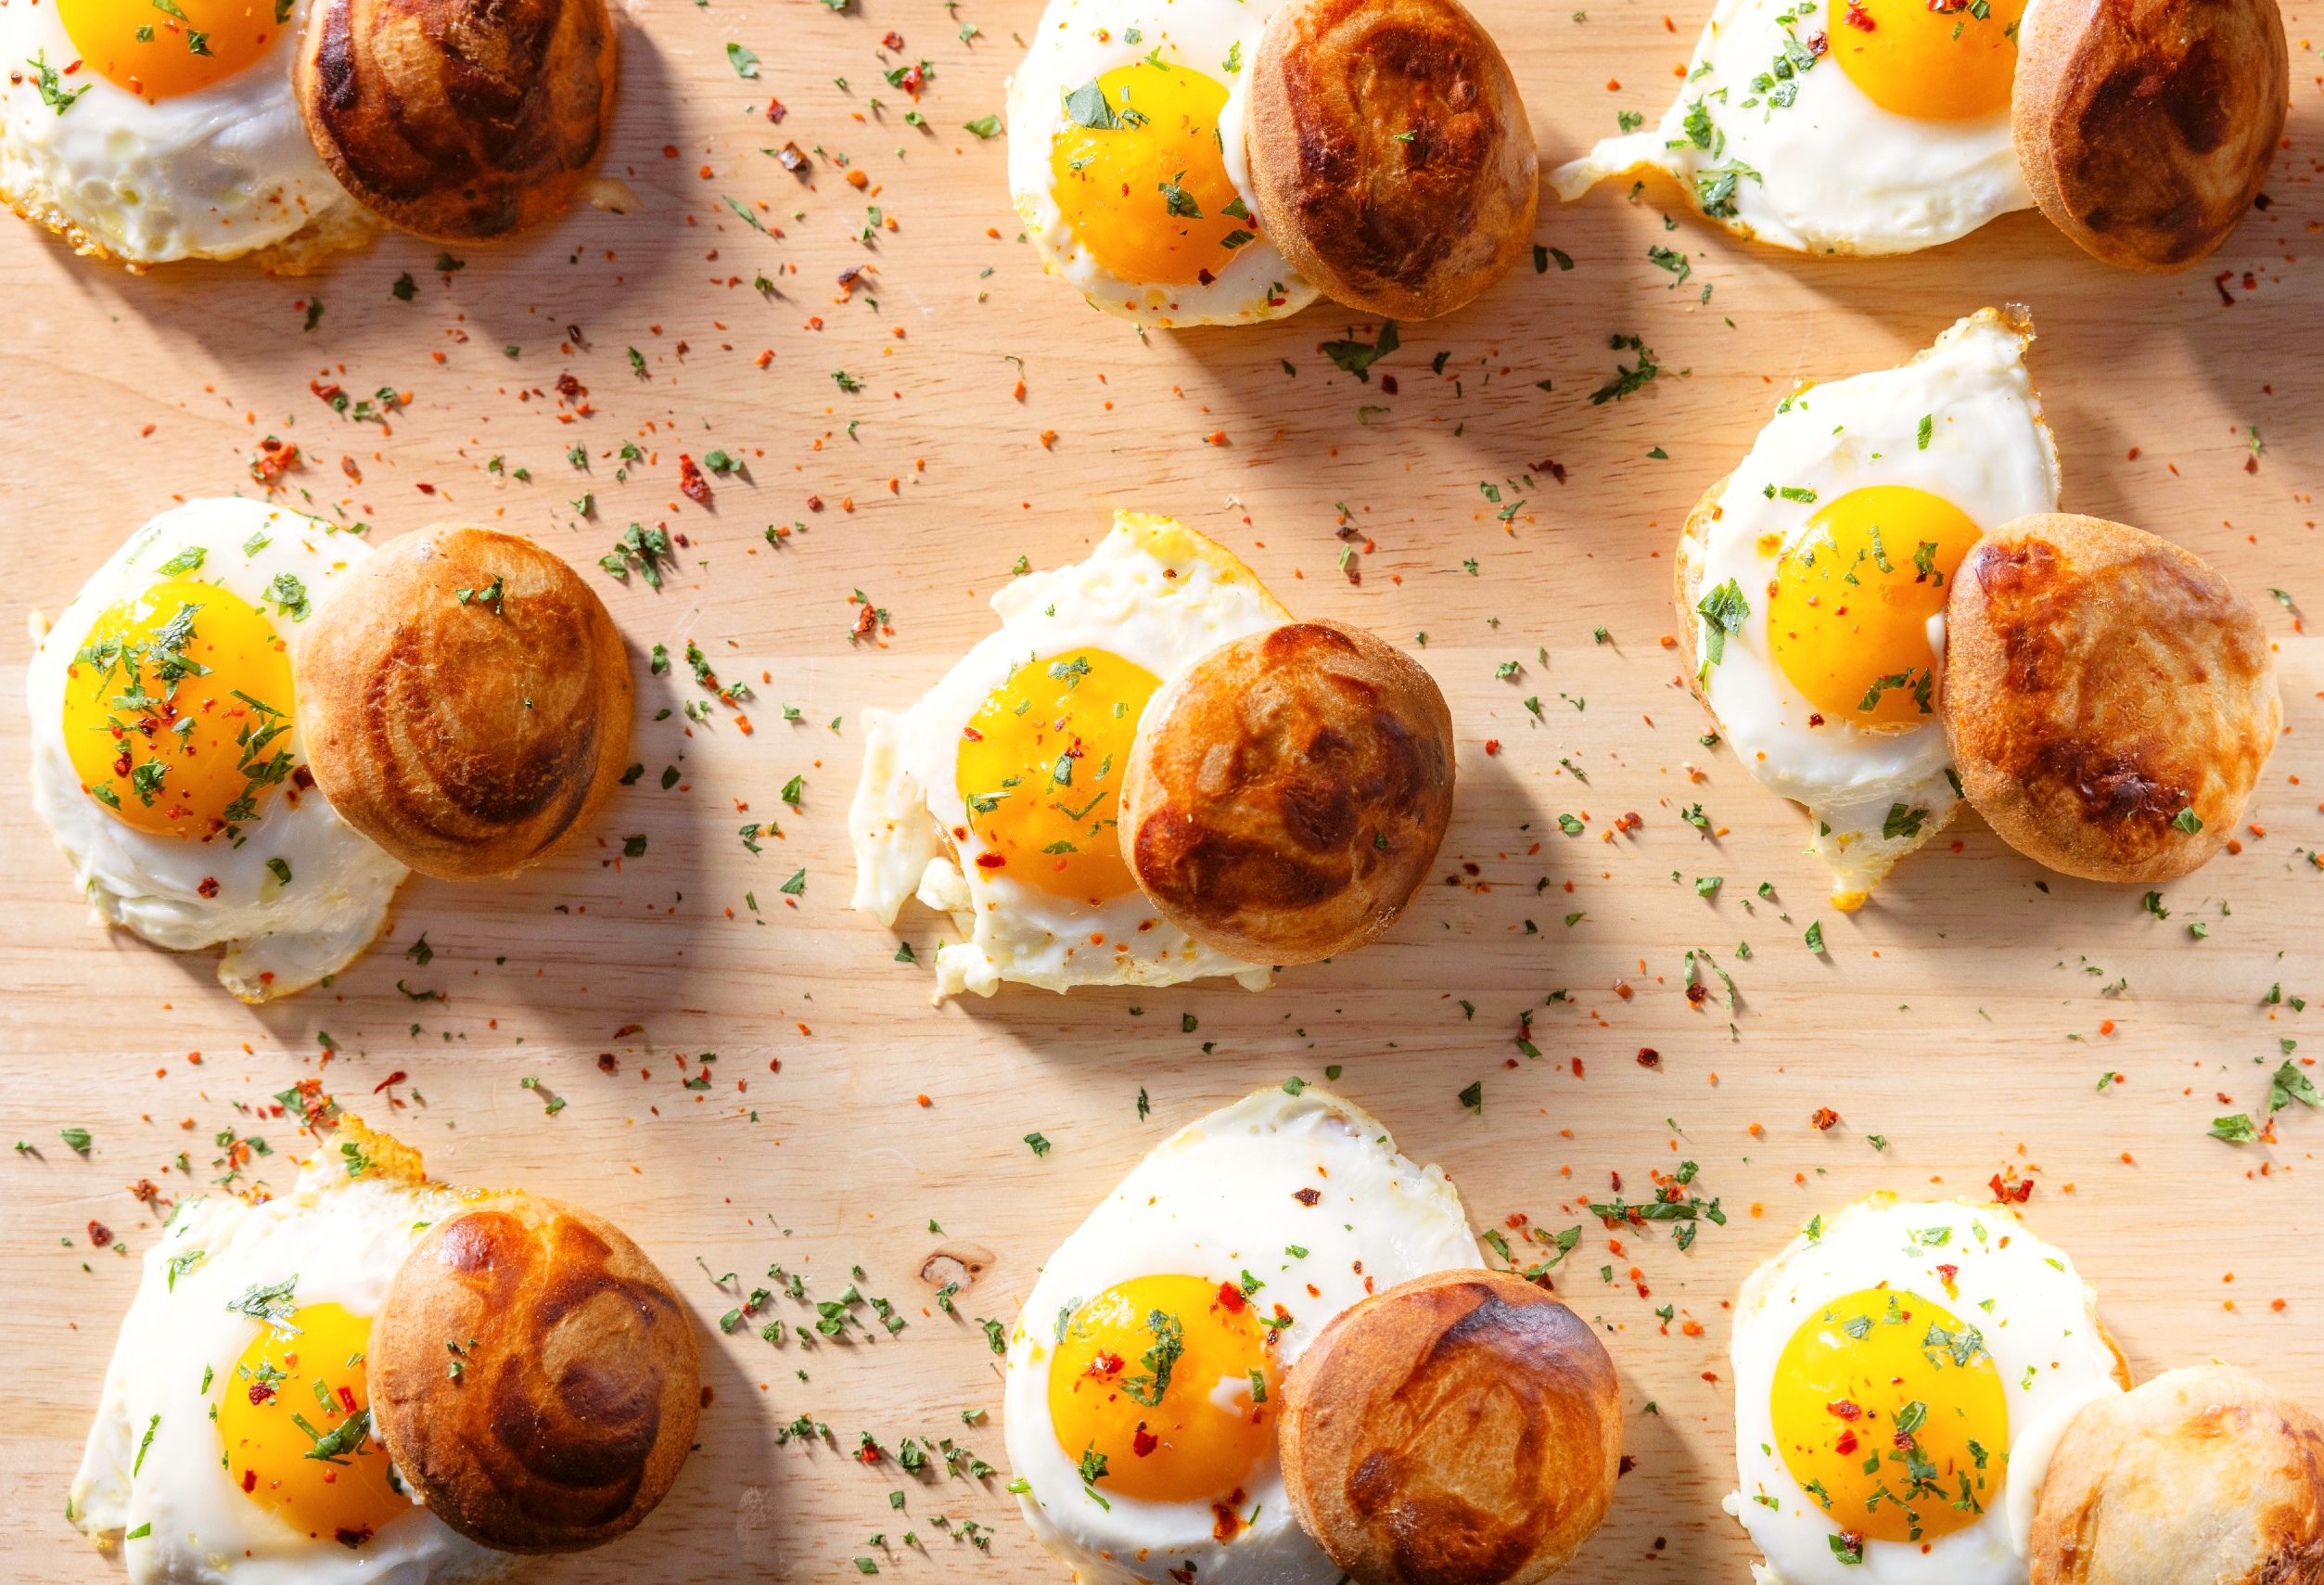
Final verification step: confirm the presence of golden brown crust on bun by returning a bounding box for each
[296,0,618,240]
[1245,0,1538,320]
[370,1195,700,1553]
[1943,513,2278,884]
[2029,1366,2324,1585]
[2012,0,2286,272]
[1118,620,1454,965]
[297,525,633,881]
[1281,1270,1621,1585]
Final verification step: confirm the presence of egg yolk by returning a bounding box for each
[1047,1274,1279,1505]
[1048,61,1255,288]
[953,647,1156,903]
[59,0,286,100]
[63,578,296,837]
[1767,485,1981,728]
[1830,0,2025,121]
[214,1301,406,1547]
[1769,1286,2004,1545]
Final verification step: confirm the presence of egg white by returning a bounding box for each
[1688,308,2059,903]
[1002,1084,1480,1585]
[1005,0,1319,326]
[0,0,363,265]
[27,499,408,1000]
[1726,1195,2123,1585]
[849,512,1289,1000]
[70,1148,512,1585]
[1550,0,2031,255]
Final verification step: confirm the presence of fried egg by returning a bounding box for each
[850,512,1289,999]
[0,0,361,264]
[1002,1084,1478,1584]
[1551,0,2032,254]
[27,499,407,1000]
[1005,0,1317,326]
[1726,1194,2124,1585]
[70,1120,511,1585]
[1683,308,2059,905]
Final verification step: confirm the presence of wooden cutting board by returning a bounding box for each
[3,0,2320,1578]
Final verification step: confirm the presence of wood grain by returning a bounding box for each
[2,1,2321,1580]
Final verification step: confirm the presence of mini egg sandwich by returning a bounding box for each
[29,508,634,998]
[0,0,615,266]
[849,511,1456,999]
[1677,308,2278,905]
[1006,0,1539,326]
[70,1112,700,1581]
[1003,1083,1623,1585]
[1552,0,2286,269]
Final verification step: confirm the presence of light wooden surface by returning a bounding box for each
[4,1,2322,1579]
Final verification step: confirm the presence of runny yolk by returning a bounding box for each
[953,647,1156,903]
[1829,0,2026,121]
[213,1301,406,1548]
[63,577,297,837]
[1047,1274,1278,1505]
[58,0,287,100]
[1769,1286,2005,1545]
[1767,485,1981,728]
[1048,61,1254,287]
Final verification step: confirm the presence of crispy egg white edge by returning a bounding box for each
[848,518,1283,999]
[27,499,409,1000]
[0,0,357,263]
[1003,0,1320,327]
[1725,1195,2123,1585]
[1002,1084,1480,1585]
[1549,0,2031,255]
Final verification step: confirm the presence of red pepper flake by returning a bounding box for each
[1212,1503,1243,1542]
[1989,1172,2034,1205]
[765,97,786,121]
[1636,1047,1660,1067]
[338,1385,358,1412]
[1827,1399,1862,1420]
[1834,1429,1859,1455]
[242,1468,258,1492]
[1844,0,1875,28]
[1293,1187,1322,1207]
[678,454,710,504]
[1809,1106,1839,1131]
[974,851,1006,869]
[1131,1426,1159,1457]
[198,876,221,898]
[86,1220,113,1247]
[247,437,299,487]
[248,1382,275,1405]
[1217,1281,1246,1312]
[880,29,904,48]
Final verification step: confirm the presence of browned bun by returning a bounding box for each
[1118,620,1454,965]
[296,0,617,240]
[296,525,633,881]
[1943,513,2278,884]
[2029,1366,2324,1585]
[1281,1270,1621,1585]
[370,1195,700,1553]
[2012,0,2286,272]
[1245,0,1538,321]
